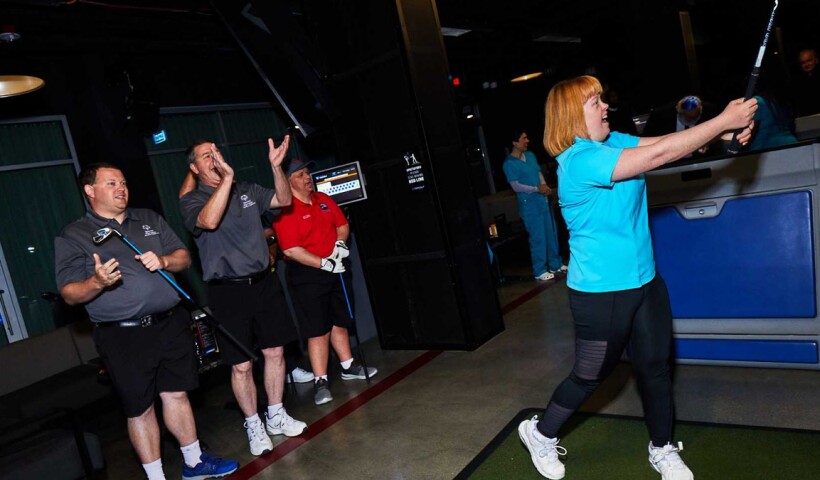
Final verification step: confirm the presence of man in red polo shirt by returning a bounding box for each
[273,158,378,406]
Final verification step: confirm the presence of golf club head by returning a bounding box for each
[92,227,120,245]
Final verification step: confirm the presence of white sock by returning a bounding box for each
[315,375,328,382]
[340,358,354,370]
[267,403,283,418]
[142,458,165,480]
[245,413,261,426]
[180,439,202,468]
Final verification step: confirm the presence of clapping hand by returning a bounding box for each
[93,253,121,287]
[268,135,291,168]
[210,144,234,180]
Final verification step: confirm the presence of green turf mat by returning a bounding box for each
[456,408,820,479]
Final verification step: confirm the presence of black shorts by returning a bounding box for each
[285,260,354,339]
[93,308,198,418]
[207,271,297,365]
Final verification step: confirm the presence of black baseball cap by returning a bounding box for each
[284,158,315,177]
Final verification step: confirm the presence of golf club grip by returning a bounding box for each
[198,308,259,362]
[727,73,760,154]
[727,0,777,154]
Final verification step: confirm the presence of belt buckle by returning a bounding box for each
[140,317,152,327]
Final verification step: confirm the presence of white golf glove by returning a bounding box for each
[320,257,346,273]
[331,240,350,261]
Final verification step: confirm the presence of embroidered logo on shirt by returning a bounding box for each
[142,224,159,237]
[302,214,312,220]
[319,203,329,211]
[240,194,256,209]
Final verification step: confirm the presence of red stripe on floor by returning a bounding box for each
[501,276,566,315]
[230,350,443,479]
[233,278,558,478]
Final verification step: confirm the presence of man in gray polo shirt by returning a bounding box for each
[55,163,237,480]
[179,136,307,456]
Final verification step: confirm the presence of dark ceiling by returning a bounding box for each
[437,0,820,111]
[2,0,820,114]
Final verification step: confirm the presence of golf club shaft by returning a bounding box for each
[118,235,192,302]
[727,0,778,154]
[191,306,259,362]
[339,271,371,383]
[111,231,259,361]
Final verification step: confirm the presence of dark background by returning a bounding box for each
[3,0,818,196]
[2,0,819,349]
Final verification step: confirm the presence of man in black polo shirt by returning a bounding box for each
[179,137,306,457]
[55,163,237,480]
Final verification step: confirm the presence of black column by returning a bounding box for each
[315,0,503,350]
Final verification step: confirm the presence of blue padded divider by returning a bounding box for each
[650,191,816,318]
[675,338,818,363]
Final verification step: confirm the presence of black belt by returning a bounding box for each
[95,308,176,328]
[208,269,269,286]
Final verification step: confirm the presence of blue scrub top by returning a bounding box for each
[502,151,543,203]
[749,96,798,150]
[556,132,655,292]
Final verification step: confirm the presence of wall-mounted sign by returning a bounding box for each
[152,130,167,145]
[404,151,425,191]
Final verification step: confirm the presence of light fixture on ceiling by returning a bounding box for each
[0,25,21,43]
[441,27,471,37]
[511,72,544,83]
[533,34,582,44]
[0,76,46,98]
[0,25,44,98]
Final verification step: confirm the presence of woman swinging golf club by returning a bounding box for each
[517,76,756,480]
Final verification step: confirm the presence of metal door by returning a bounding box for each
[0,250,28,344]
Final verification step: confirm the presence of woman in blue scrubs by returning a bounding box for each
[517,76,757,480]
[502,130,567,281]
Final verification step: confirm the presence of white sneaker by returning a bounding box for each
[287,367,314,384]
[534,272,555,282]
[244,420,273,456]
[549,265,568,274]
[518,416,566,479]
[648,442,694,480]
[266,408,307,437]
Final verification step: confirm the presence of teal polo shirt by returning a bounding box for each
[556,132,655,292]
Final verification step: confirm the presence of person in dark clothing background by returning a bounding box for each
[792,48,820,117]
[603,87,638,135]
[642,95,721,157]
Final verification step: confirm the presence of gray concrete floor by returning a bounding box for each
[89,269,820,479]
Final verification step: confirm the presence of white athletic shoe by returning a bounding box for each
[518,415,566,479]
[549,265,568,274]
[534,272,555,282]
[244,420,273,456]
[648,442,694,480]
[287,366,315,384]
[266,407,307,437]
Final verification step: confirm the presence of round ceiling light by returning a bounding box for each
[0,75,45,98]
[511,72,544,83]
